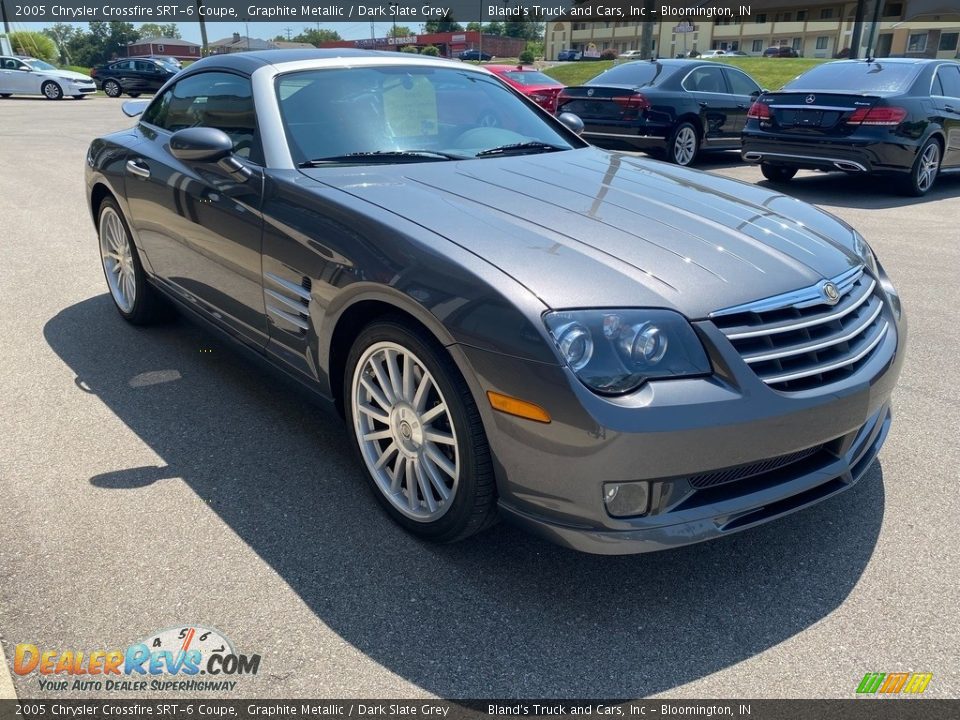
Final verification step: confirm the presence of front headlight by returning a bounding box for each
[853,232,879,276]
[544,309,712,394]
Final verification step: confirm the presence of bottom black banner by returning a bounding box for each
[1,700,958,720]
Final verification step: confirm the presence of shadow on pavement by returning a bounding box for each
[756,171,960,210]
[45,295,885,697]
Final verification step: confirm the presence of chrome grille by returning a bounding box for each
[710,266,889,392]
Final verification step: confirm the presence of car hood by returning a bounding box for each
[46,69,92,81]
[300,148,863,318]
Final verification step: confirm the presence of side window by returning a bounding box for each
[142,71,262,164]
[937,65,960,99]
[683,66,727,93]
[725,68,761,96]
[111,61,134,72]
[135,61,157,73]
[932,72,945,97]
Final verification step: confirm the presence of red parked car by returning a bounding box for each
[485,65,565,113]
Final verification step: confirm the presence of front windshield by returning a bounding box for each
[23,58,56,71]
[277,66,578,165]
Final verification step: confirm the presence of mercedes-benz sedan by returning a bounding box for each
[85,51,906,554]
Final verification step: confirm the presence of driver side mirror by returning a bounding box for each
[18,66,31,72]
[170,127,251,180]
[557,112,584,136]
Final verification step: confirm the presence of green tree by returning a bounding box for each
[424,13,462,33]
[138,23,180,39]
[386,25,414,38]
[42,23,78,63]
[421,45,440,56]
[483,22,504,36]
[290,28,342,44]
[9,31,58,62]
[465,22,482,32]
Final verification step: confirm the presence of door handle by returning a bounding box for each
[126,159,151,179]
[737,104,748,110]
[946,105,957,114]
[698,101,708,109]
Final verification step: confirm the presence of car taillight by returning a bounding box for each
[847,106,907,126]
[613,93,650,111]
[747,101,771,120]
[90,68,97,77]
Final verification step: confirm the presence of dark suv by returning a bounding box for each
[91,58,177,98]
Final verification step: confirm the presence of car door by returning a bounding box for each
[682,64,739,145]
[722,66,762,137]
[106,60,136,91]
[0,57,38,94]
[123,71,268,347]
[134,60,165,93]
[932,64,960,168]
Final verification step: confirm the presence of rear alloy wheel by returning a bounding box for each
[668,122,700,166]
[760,164,798,183]
[346,320,496,543]
[903,139,941,197]
[41,81,63,100]
[98,199,166,325]
[103,80,122,98]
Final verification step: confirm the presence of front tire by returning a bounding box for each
[41,81,63,100]
[345,319,497,543]
[901,138,941,197]
[97,198,166,325]
[760,164,798,183]
[103,80,121,98]
[667,122,700,166]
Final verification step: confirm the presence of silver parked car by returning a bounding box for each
[85,51,905,554]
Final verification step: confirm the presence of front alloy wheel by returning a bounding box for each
[103,80,121,98]
[98,199,166,324]
[346,321,496,542]
[42,81,63,100]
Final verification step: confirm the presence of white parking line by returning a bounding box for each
[0,641,16,699]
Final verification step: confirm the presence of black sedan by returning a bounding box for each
[458,49,492,61]
[556,59,763,166]
[91,58,178,98]
[742,58,960,195]
[86,51,904,554]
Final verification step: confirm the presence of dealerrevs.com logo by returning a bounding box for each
[856,672,933,696]
[12,626,260,693]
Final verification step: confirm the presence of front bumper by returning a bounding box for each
[451,287,906,555]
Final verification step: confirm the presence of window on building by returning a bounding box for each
[816,36,829,50]
[752,39,764,52]
[908,32,928,53]
[780,12,792,21]
[797,10,807,21]
[939,33,959,52]
[820,8,834,19]
[157,44,165,52]
[883,3,903,16]
[793,37,803,50]
[756,14,767,23]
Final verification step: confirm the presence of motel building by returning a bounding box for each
[545,0,960,61]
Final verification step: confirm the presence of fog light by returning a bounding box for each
[603,481,650,518]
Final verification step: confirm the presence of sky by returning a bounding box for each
[13,21,414,44]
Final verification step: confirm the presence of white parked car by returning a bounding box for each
[700,50,727,58]
[618,50,645,60]
[0,56,96,100]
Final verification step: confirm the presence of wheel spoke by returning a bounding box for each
[363,429,392,442]
[401,353,415,402]
[415,462,438,513]
[412,372,431,411]
[360,374,391,412]
[405,458,417,510]
[420,402,447,425]
[374,442,398,470]
[388,454,403,493]
[368,357,395,405]
[426,443,457,479]
[385,348,403,401]
[424,429,455,445]
[422,454,451,501]
[356,402,390,425]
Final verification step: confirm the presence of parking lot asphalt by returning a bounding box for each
[1,96,958,700]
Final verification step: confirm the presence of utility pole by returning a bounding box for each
[865,0,883,59]
[850,0,867,59]
[639,18,654,59]
[196,0,209,55]
[2,0,12,34]
[284,26,293,40]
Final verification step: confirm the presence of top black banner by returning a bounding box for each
[0,0,891,24]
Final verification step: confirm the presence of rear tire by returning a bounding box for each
[667,122,700,166]
[901,138,941,197]
[103,80,121,98]
[0,93,11,98]
[344,318,497,543]
[97,198,168,325]
[760,164,798,183]
[127,92,141,98]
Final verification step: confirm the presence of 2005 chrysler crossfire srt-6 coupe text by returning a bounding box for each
[85,50,906,554]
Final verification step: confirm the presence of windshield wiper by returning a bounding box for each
[475,141,568,158]
[299,150,465,167]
